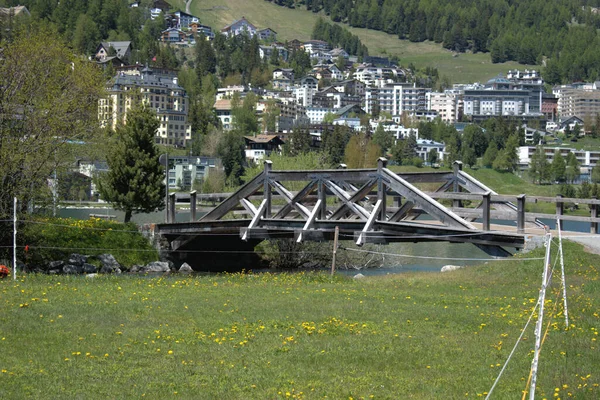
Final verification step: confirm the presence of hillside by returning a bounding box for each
[176,0,533,84]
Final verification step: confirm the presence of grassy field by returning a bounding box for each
[174,0,533,84]
[1,241,599,399]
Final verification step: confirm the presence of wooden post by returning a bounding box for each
[169,193,176,223]
[482,191,491,231]
[264,160,272,218]
[331,226,339,276]
[517,194,526,234]
[591,197,598,234]
[318,179,326,219]
[377,157,387,220]
[556,194,563,231]
[190,190,197,222]
[453,161,463,208]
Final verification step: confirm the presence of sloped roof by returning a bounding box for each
[222,17,256,32]
[214,99,232,110]
[99,41,132,56]
[244,134,284,144]
[0,6,30,17]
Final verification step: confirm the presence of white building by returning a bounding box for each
[426,90,462,123]
[416,139,445,162]
[518,146,600,172]
[293,86,315,107]
[306,106,334,124]
[365,84,430,116]
[353,64,403,87]
[370,121,418,140]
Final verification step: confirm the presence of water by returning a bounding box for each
[54,207,592,275]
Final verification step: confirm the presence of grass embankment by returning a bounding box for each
[1,241,598,399]
[180,0,530,83]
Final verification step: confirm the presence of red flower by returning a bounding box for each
[0,264,9,279]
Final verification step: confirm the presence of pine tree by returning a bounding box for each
[550,150,566,183]
[97,105,166,223]
[371,124,394,156]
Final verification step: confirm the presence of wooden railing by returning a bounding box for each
[167,190,600,234]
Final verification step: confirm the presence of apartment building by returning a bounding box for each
[426,90,462,123]
[365,84,430,116]
[98,66,191,147]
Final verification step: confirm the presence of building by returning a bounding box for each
[0,5,30,18]
[541,93,558,121]
[259,44,289,62]
[416,139,445,162]
[426,90,462,123]
[221,17,257,37]
[214,99,233,130]
[258,28,277,41]
[167,156,223,190]
[365,84,430,116]
[172,11,199,30]
[95,41,132,62]
[354,64,404,87]
[98,66,191,147]
[244,135,284,162]
[518,146,600,173]
[555,84,600,120]
[462,74,544,120]
[160,28,187,43]
[302,40,330,56]
[190,22,214,39]
[370,121,419,140]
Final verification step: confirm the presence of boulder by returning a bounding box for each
[48,260,64,270]
[142,261,171,273]
[178,263,193,273]
[82,263,97,273]
[63,264,83,274]
[86,273,98,279]
[114,267,122,275]
[48,269,60,275]
[353,273,365,279]
[129,265,142,273]
[68,254,88,266]
[441,265,463,273]
[97,254,120,269]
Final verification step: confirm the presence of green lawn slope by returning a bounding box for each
[1,241,598,398]
[174,0,533,83]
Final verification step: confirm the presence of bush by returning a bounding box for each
[18,216,159,269]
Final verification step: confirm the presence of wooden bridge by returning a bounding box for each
[153,159,600,270]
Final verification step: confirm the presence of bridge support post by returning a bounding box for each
[556,194,563,231]
[517,194,526,234]
[453,161,463,208]
[264,160,272,217]
[378,158,388,220]
[591,197,598,234]
[169,193,176,223]
[318,179,326,219]
[482,191,491,231]
[190,190,197,222]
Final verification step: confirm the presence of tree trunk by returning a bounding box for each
[124,210,132,223]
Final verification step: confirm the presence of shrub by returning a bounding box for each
[18,216,158,269]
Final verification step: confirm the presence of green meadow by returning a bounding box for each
[1,241,598,399]
[174,0,532,83]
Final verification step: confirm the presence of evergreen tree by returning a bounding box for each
[591,165,600,184]
[565,152,580,183]
[579,181,591,198]
[97,105,165,223]
[550,150,566,183]
[322,125,350,166]
[529,146,550,184]
[482,142,498,168]
[401,132,418,165]
[285,127,311,156]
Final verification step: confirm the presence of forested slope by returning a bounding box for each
[267,0,600,84]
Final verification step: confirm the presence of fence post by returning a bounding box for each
[517,194,526,234]
[556,194,563,231]
[482,191,491,231]
[453,161,463,208]
[591,196,598,234]
[190,190,197,222]
[169,193,176,223]
[378,157,387,220]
